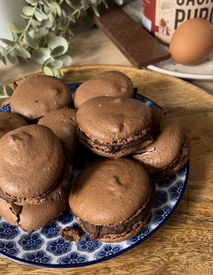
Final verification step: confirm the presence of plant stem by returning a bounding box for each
[6,3,39,56]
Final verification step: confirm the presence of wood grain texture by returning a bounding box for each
[0,65,213,275]
[0,27,212,94]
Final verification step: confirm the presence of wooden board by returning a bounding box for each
[1,65,213,275]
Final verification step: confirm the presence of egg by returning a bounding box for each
[169,18,213,65]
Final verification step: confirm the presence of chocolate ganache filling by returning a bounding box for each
[78,194,153,240]
[78,129,153,154]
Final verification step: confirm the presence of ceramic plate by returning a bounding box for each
[147,53,213,80]
[0,83,189,268]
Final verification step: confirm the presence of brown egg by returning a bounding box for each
[169,18,213,65]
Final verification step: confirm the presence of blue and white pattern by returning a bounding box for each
[95,245,122,260]
[127,227,152,244]
[23,251,52,264]
[18,233,44,250]
[0,84,189,268]
[0,240,19,256]
[58,251,88,265]
[58,210,74,225]
[77,236,101,253]
[41,222,62,239]
[0,222,20,239]
[47,238,72,256]
[0,104,11,113]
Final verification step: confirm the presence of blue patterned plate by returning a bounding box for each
[0,83,189,268]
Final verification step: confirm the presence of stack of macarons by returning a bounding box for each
[0,71,189,242]
[0,125,72,233]
[0,75,77,233]
[73,71,189,175]
[68,71,189,242]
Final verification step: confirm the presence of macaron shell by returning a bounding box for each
[0,125,64,199]
[133,118,185,170]
[76,96,152,142]
[0,112,28,138]
[13,157,73,206]
[18,198,67,233]
[74,71,134,108]
[0,198,21,226]
[11,75,72,120]
[93,71,133,89]
[69,158,151,225]
[157,142,190,179]
[38,108,78,153]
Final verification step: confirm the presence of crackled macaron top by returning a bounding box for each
[0,112,28,138]
[11,75,72,120]
[0,195,67,233]
[0,125,64,199]
[69,158,152,241]
[38,108,77,153]
[76,96,152,157]
[74,71,134,108]
[133,118,189,176]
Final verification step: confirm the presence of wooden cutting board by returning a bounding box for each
[1,65,213,275]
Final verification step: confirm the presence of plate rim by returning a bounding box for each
[147,64,213,80]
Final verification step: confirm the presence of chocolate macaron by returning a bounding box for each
[0,112,28,138]
[69,158,153,242]
[0,197,67,233]
[76,96,152,158]
[11,75,72,120]
[74,71,134,108]
[38,108,78,154]
[0,123,73,232]
[0,125,65,202]
[132,118,190,178]
[18,198,67,233]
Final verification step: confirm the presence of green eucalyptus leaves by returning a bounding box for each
[0,0,125,103]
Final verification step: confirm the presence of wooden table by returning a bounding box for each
[0,28,213,95]
[0,29,213,275]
